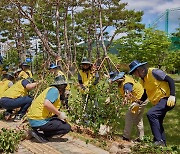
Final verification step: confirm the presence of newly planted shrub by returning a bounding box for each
[0,128,24,153]
[69,78,124,135]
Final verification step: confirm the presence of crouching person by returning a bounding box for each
[111,72,148,142]
[0,77,37,121]
[27,75,71,143]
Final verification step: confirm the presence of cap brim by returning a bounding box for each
[50,82,67,86]
[112,72,125,82]
[49,66,57,69]
[129,62,147,74]
[81,62,92,64]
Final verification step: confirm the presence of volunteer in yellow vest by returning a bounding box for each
[0,77,38,121]
[111,72,148,142]
[49,63,70,110]
[0,72,15,98]
[18,62,32,79]
[78,57,99,92]
[129,60,176,146]
[27,75,71,143]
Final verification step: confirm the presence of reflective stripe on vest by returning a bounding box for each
[141,68,170,105]
[27,87,60,120]
[119,75,144,102]
[1,80,27,98]
[26,70,33,78]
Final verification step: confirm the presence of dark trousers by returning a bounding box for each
[33,117,71,137]
[0,96,33,115]
[147,97,175,144]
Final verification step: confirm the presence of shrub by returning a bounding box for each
[0,128,24,153]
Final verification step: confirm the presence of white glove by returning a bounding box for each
[167,95,175,107]
[129,102,140,114]
[58,112,67,120]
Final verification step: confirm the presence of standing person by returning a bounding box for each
[18,62,32,79]
[0,72,15,98]
[49,63,70,110]
[78,57,99,92]
[111,72,148,142]
[0,77,38,121]
[129,60,176,146]
[27,75,71,143]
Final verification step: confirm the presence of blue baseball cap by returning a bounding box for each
[129,60,147,74]
[49,63,58,69]
[112,72,125,82]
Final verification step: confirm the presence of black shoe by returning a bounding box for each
[122,136,130,141]
[3,111,12,121]
[31,130,49,143]
[134,138,142,142]
[154,140,166,147]
[14,114,24,122]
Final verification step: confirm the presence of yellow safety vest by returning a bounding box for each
[27,87,60,120]
[79,70,94,87]
[57,70,70,90]
[119,75,144,102]
[140,68,170,105]
[18,69,32,79]
[0,79,12,97]
[26,69,33,78]
[1,80,27,98]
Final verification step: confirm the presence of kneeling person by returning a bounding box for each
[27,76,71,143]
[0,77,36,121]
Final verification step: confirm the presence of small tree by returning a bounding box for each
[3,48,19,67]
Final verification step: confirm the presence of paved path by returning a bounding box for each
[0,120,109,154]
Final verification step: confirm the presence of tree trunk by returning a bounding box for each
[55,0,61,56]
[87,26,92,61]
[98,0,107,56]
[71,7,77,63]
[15,1,58,58]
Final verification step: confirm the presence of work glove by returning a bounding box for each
[167,95,175,107]
[129,102,140,114]
[58,112,67,120]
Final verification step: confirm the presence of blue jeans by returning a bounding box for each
[0,96,33,115]
[147,97,175,144]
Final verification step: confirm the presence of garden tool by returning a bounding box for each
[83,93,89,112]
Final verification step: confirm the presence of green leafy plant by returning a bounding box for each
[0,128,24,153]
[69,78,124,135]
[131,136,179,154]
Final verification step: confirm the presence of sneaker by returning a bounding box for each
[154,140,166,147]
[4,111,12,121]
[31,130,49,143]
[14,114,23,122]
[134,137,142,142]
